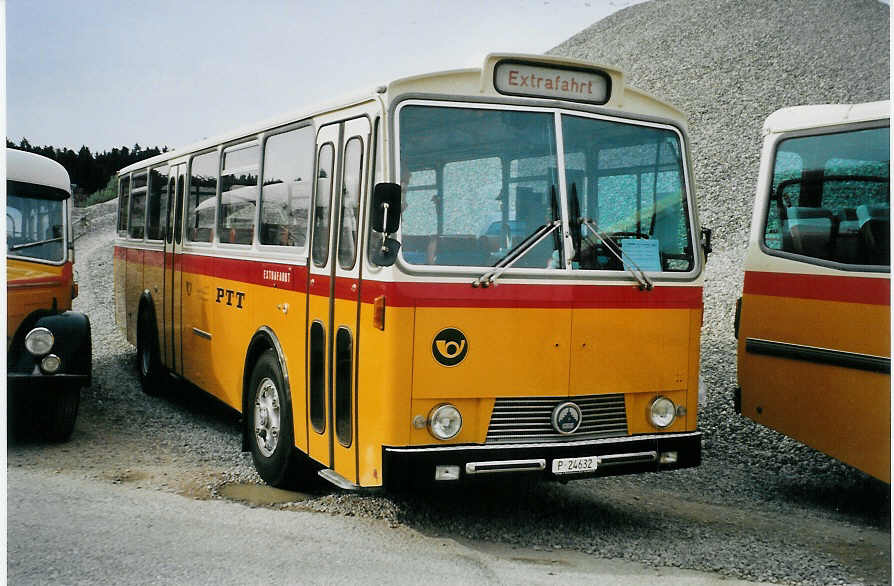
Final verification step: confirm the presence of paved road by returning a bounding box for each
[7,467,767,585]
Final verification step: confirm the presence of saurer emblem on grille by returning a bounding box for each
[552,402,583,435]
[432,328,468,367]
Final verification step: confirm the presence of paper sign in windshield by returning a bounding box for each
[621,238,661,272]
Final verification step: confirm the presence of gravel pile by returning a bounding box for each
[13,3,890,585]
[551,0,889,463]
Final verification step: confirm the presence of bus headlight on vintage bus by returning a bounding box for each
[40,354,62,374]
[429,404,462,440]
[24,327,54,356]
[648,396,676,429]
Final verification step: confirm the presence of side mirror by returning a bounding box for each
[371,182,402,234]
[369,182,402,267]
[370,234,401,266]
[700,227,713,258]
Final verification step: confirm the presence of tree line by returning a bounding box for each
[6,138,168,205]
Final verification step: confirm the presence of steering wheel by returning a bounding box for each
[501,224,512,250]
[609,231,646,240]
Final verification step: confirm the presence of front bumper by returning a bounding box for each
[7,372,90,392]
[383,431,701,487]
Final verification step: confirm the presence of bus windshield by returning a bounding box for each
[6,187,66,263]
[397,104,694,272]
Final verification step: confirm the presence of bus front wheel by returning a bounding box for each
[38,386,80,442]
[248,350,299,488]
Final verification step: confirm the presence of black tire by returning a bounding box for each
[38,386,80,442]
[137,309,165,395]
[248,349,301,488]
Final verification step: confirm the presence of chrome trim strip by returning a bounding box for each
[385,431,701,454]
[598,451,657,466]
[746,338,891,374]
[465,459,547,475]
[191,327,212,340]
[256,325,290,403]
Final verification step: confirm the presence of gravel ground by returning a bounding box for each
[10,2,891,585]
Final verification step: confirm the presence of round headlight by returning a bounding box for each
[41,354,62,373]
[428,404,462,440]
[649,396,676,429]
[24,327,54,356]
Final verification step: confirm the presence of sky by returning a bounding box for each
[5,0,645,153]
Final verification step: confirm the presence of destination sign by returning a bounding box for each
[494,61,611,104]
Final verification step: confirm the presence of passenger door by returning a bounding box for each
[306,118,369,486]
[164,164,186,375]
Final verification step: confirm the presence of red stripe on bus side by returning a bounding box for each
[178,254,309,293]
[361,281,702,309]
[143,249,164,267]
[116,247,702,309]
[743,270,891,305]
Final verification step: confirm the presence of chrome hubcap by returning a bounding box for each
[140,333,151,376]
[254,377,280,457]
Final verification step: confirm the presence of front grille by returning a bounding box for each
[485,394,628,444]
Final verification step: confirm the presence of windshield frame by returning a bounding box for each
[6,181,70,266]
[389,95,702,283]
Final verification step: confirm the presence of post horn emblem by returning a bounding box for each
[432,328,468,367]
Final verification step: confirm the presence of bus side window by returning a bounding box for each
[117,175,130,235]
[767,127,890,266]
[219,142,259,245]
[129,171,147,240]
[187,150,219,243]
[259,126,314,248]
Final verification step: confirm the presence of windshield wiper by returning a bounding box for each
[9,236,63,252]
[579,219,653,291]
[473,220,561,288]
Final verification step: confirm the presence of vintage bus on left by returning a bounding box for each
[6,148,92,441]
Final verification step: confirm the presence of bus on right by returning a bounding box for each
[735,101,890,483]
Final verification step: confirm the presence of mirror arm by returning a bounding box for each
[380,202,391,251]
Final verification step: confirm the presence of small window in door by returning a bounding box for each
[312,143,335,267]
[338,138,363,269]
[146,165,169,241]
[335,327,353,447]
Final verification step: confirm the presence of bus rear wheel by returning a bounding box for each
[137,310,165,395]
[248,350,299,488]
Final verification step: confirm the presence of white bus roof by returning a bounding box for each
[6,148,72,194]
[763,100,890,135]
[119,53,688,176]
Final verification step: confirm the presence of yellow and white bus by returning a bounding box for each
[736,101,890,483]
[7,148,92,441]
[114,53,709,489]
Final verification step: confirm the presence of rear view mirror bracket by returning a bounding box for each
[370,182,402,266]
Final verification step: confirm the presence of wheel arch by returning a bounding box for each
[242,326,293,452]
